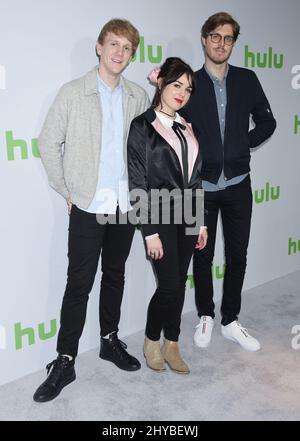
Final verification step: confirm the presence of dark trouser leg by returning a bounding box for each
[99,213,135,337]
[220,177,253,325]
[146,224,198,341]
[57,206,106,358]
[193,193,219,319]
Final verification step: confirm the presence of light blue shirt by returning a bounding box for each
[81,73,130,214]
[203,64,248,192]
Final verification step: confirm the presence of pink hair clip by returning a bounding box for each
[147,66,161,86]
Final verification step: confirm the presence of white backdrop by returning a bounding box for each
[1,0,300,386]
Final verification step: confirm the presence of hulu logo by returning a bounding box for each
[212,263,225,279]
[5,130,40,161]
[15,319,57,350]
[288,238,300,256]
[187,275,194,289]
[0,64,5,90]
[187,264,225,288]
[294,115,300,134]
[0,325,6,350]
[291,65,300,90]
[254,182,280,204]
[132,36,163,64]
[244,45,283,69]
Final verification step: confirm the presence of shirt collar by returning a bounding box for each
[155,111,182,128]
[97,68,123,93]
[204,63,229,83]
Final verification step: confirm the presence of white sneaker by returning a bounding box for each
[194,316,214,348]
[221,321,261,352]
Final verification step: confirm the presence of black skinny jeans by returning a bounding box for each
[193,175,253,326]
[56,205,135,358]
[146,222,198,342]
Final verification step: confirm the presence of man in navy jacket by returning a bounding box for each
[182,12,276,351]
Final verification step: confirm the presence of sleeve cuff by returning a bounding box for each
[145,233,159,240]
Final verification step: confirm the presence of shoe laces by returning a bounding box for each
[46,356,71,382]
[109,335,131,360]
[236,322,250,337]
[195,316,212,330]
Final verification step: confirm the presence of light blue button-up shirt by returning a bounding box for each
[203,64,248,192]
[81,73,130,214]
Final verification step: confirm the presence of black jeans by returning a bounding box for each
[193,175,252,326]
[146,223,198,342]
[56,205,135,358]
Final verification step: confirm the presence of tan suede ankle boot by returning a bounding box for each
[143,337,166,371]
[161,338,190,374]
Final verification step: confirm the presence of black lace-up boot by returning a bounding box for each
[33,355,76,402]
[100,332,141,371]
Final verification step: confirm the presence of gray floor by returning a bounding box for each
[1,270,300,421]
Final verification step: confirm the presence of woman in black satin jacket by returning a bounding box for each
[127,57,208,374]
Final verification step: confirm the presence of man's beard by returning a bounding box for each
[206,49,231,65]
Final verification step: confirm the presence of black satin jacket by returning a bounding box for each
[127,107,203,236]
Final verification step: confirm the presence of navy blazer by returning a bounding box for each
[181,65,277,183]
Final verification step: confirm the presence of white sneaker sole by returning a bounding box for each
[222,333,261,352]
[193,338,211,348]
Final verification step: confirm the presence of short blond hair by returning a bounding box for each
[96,18,140,58]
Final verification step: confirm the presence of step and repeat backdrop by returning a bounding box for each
[1,0,299,385]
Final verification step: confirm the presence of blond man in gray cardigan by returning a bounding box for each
[34,19,149,403]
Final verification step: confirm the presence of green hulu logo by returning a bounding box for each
[254,182,280,204]
[244,45,283,69]
[187,263,225,288]
[288,237,300,256]
[187,275,195,289]
[14,319,57,350]
[6,130,40,161]
[294,115,300,134]
[212,263,225,280]
[132,36,163,64]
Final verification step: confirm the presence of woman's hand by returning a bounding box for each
[195,226,208,250]
[146,236,164,260]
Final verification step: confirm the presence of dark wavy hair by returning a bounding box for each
[152,57,195,108]
[201,12,240,41]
